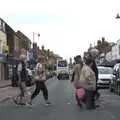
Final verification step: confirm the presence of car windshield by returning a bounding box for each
[98,67,113,74]
[58,60,67,67]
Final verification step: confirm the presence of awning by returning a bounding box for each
[7,55,20,65]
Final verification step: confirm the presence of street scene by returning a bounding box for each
[1,0,120,120]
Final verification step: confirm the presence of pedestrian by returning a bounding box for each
[13,52,27,105]
[80,57,96,110]
[27,56,51,106]
[85,51,100,101]
[71,55,84,106]
[71,55,83,83]
[11,65,19,87]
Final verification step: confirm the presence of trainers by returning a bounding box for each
[13,98,18,104]
[45,100,51,106]
[26,101,33,107]
[26,103,32,107]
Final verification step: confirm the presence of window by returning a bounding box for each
[98,67,113,74]
[14,38,19,51]
[58,60,67,67]
[119,45,120,55]
[0,19,5,32]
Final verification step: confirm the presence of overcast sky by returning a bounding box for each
[1,0,120,61]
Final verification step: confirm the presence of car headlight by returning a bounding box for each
[113,75,116,78]
[117,78,120,82]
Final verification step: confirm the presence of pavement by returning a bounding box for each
[0,78,120,120]
[0,80,11,88]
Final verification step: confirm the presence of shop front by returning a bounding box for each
[6,55,20,80]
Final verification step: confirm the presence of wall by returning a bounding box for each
[0,19,7,80]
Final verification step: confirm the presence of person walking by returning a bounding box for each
[84,52,100,100]
[71,55,84,106]
[71,55,83,84]
[13,52,27,105]
[80,57,96,110]
[27,56,51,106]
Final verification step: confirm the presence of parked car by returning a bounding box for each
[97,66,114,88]
[109,63,120,95]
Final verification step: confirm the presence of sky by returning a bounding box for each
[1,0,120,61]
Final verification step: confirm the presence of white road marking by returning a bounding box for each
[103,110,116,119]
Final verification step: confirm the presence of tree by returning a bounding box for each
[95,37,114,55]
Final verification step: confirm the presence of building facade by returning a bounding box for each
[105,39,120,61]
[0,18,8,80]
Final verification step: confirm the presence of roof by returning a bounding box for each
[16,31,31,43]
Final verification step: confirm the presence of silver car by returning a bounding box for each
[97,66,114,88]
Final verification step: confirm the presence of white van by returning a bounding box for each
[56,60,69,80]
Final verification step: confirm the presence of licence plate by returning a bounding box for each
[103,81,109,84]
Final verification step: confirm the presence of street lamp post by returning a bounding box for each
[33,32,40,43]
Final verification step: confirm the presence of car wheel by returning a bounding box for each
[110,88,114,92]
[67,75,69,80]
[115,85,117,94]
[57,75,61,80]
[117,84,120,95]
[109,84,113,92]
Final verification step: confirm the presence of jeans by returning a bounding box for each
[31,81,48,101]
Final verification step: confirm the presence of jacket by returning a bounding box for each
[73,64,83,88]
[76,65,96,91]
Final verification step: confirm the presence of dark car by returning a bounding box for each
[109,63,120,95]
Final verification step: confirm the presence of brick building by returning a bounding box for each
[0,18,32,81]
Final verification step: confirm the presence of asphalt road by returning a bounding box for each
[0,77,120,120]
